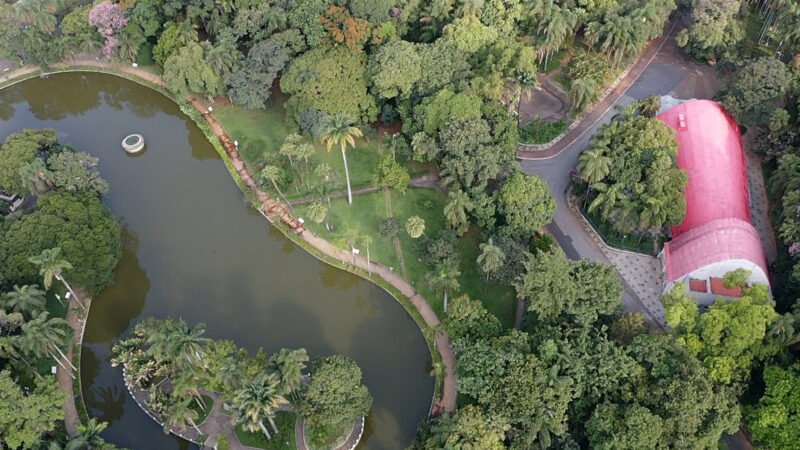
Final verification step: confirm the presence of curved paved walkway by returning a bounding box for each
[517,19,679,160]
[58,293,90,437]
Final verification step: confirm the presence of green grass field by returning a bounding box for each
[297,188,516,328]
[234,411,296,450]
[215,104,386,200]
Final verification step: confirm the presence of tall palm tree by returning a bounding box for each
[443,190,473,236]
[577,149,611,184]
[477,238,505,285]
[2,284,46,318]
[570,77,599,111]
[232,372,288,439]
[319,114,363,205]
[267,348,308,400]
[18,312,74,373]
[14,0,57,33]
[265,7,288,34]
[536,5,577,66]
[169,320,210,368]
[260,165,292,208]
[456,0,484,17]
[406,216,426,239]
[770,154,800,197]
[166,396,203,435]
[639,196,668,231]
[204,38,241,79]
[65,418,109,450]
[425,260,461,313]
[588,183,623,220]
[28,248,86,311]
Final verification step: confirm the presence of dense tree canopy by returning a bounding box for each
[0,128,57,196]
[662,283,779,384]
[0,191,121,295]
[584,112,686,236]
[297,355,372,432]
[281,46,377,124]
[746,363,800,449]
[0,370,66,450]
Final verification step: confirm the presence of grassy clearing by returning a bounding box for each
[234,411,296,450]
[215,104,386,200]
[296,188,516,328]
[190,395,214,425]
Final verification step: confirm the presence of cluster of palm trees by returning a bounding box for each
[0,247,80,380]
[111,318,310,441]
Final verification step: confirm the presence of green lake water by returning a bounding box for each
[0,72,433,449]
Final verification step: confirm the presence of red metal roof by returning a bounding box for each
[657,99,751,238]
[657,100,768,283]
[663,218,768,282]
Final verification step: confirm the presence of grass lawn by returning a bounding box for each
[214,103,387,200]
[189,395,214,425]
[234,411,296,450]
[297,187,516,328]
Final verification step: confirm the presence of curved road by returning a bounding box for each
[518,21,719,328]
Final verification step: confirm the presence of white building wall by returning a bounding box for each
[662,259,770,306]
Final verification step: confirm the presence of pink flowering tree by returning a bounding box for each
[88,1,128,57]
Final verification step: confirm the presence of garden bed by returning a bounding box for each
[234,411,297,450]
[518,119,568,145]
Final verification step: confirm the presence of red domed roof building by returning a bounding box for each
[657,99,769,304]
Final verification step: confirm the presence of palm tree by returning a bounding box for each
[578,149,612,208]
[639,196,668,231]
[2,284,46,318]
[511,70,538,126]
[577,149,611,184]
[18,312,73,373]
[319,114,363,205]
[172,370,209,413]
[588,183,623,220]
[267,348,308,400]
[536,5,578,66]
[570,77,599,111]
[14,0,57,33]
[175,20,199,45]
[406,216,426,239]
[308,201,328,230]
[443,190,473,236]
[265,7,288,34]
[456,0,484,17]
[28,248,86,311]
[477,238,505,286]
[18,159,53,195]
[279,134,304,192]
[260,165,291,208]
[169,320,210,368]
[232,372,288,439]
[313,183,335,214]
[770,154,800,197]
[425,260,461,313]
[65,418,109,450]
[166,396,203,435]
[204,38,240,79]
[296,143,315,190]
[767,312,800,348]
